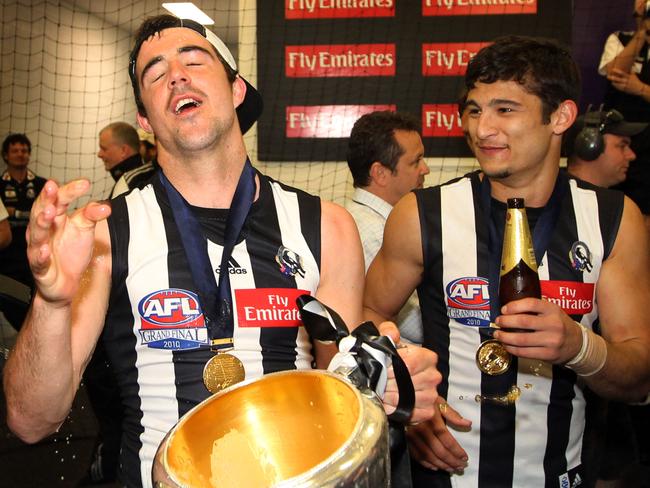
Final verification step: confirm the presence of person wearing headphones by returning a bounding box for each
[563,108,647,188]
[364,36,650,488]
[599,0,650,227]
[564,108,650,488]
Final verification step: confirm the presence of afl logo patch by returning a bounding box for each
[138,288,208,350]
[446,277,490,309]
[569,241,593,273]
[445,276,491,327]
[139,288,204,327]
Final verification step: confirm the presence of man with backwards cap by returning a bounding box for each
[563,108,647,188]
[3,15,439,487]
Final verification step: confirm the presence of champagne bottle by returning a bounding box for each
[498,198,541,306]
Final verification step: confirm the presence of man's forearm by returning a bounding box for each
[3,294,78,443]
[582,338,650,402]
[609,32,645,74]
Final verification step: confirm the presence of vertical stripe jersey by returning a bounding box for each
[413,171,623,488]
[102,170,322,487]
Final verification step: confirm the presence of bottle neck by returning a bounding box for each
[500,207,538,275]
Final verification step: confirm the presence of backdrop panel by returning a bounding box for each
[258,0,572,161]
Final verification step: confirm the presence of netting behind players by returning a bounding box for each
[0,1,631,206]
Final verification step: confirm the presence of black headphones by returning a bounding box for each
[573,107,624,161]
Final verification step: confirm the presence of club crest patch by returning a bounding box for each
[276,245,306,278]
[569,241,593,273]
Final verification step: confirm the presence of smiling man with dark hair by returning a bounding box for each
[365,35,650,488]
[0,133,45,290]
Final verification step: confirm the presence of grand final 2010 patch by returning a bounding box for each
[445,276,491,327]
[138,288,208,350]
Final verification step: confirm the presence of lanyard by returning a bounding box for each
[159,159,256,345]
[480,171,569,321]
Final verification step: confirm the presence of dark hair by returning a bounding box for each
[2,133,31,161]
[129,15,238,117]
[347,111,420,188]
[461,35,581,123]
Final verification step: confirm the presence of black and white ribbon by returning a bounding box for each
[297,295,415,487]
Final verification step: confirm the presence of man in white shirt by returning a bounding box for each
[345,111,430,344]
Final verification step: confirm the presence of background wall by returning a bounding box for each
[0,0,635,207]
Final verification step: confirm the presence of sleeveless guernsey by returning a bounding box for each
[414,171,623,488]
[103,171,322,487]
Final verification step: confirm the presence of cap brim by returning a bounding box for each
[237,77,264,134]
[605,120,648,137]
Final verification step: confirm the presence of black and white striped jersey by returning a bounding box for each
[103,170,322,487]
[413,171,623,488]
[110,161,158,198]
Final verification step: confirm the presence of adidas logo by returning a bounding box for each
[216,257,248,275]
[572,473,582,488]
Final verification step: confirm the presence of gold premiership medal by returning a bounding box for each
[203,353,245,394]
[476,339,511,375]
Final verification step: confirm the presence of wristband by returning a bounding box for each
[565,322,607,377]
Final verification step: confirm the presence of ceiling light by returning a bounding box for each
[162,3,214,25]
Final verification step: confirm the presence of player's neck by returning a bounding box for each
[487,164,560,208]
[159,146,256,209]
[7,166,27,183]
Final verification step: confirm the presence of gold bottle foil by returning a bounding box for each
[500,206,537,276]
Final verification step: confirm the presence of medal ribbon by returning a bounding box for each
[297,295,415,488]
[159,159,256,344]
[480,170,569,321]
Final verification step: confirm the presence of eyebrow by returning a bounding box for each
[465,98,524,109]
[139,44,215,85]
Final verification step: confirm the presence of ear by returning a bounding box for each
[137,112,153,133]
[232,76,247,109]
[551,100,578,135]
[369,161,388,186]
